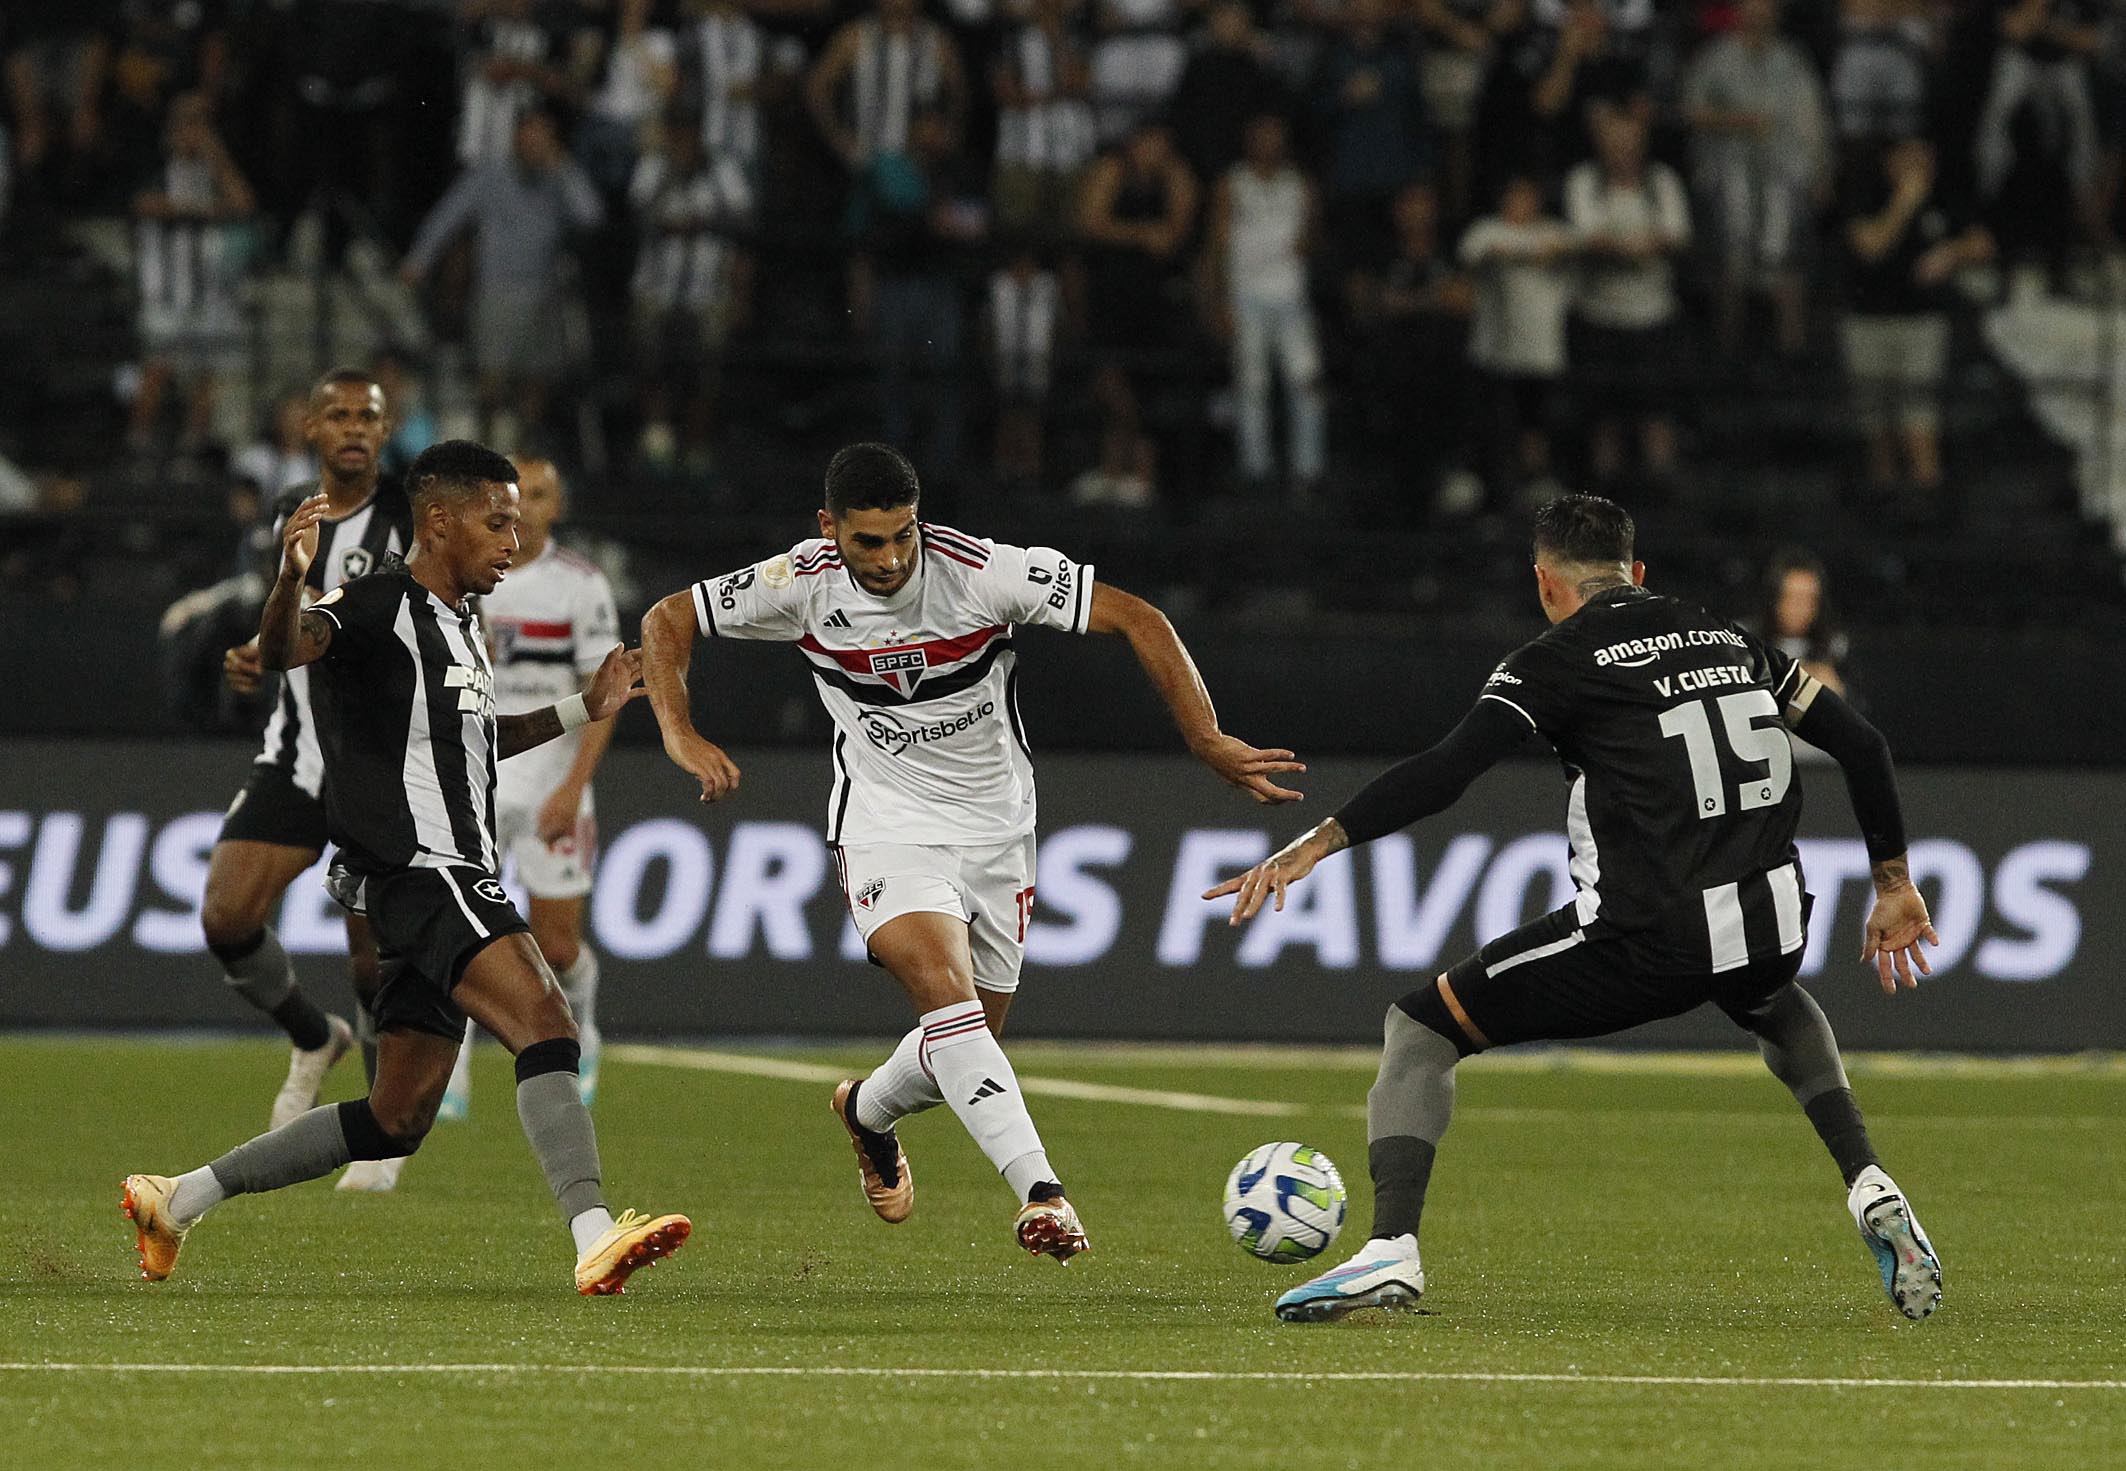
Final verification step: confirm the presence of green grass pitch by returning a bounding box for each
[2,1035,2119,1469]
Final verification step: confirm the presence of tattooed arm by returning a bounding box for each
[1786,677,1938,992]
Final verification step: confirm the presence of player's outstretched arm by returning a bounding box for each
[498,645,645,759]
[257,493,332,672]
[1085,582,1306,804]
[1204,698,1530,926]
[640,591,742,803]
[1785,677,1939,993]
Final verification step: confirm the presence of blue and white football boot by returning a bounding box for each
[1274,1233,1424,1323]
[1847,1166,1942,1321]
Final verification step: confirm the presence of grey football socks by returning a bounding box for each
[1365,1007,1462,1243]
[1745,983,1881,1185]
[210,927,332,1051]
[200,1105,354,1208]
[514,1040,606,1223]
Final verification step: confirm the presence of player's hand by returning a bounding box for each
[1193,733,1306,804]
[584,645,647,721]
[223,640,264,695]
[536,783,581,845]
[1203,829,1330,925]
[279,492,328,582]
[666,730,742,804]
[1861,881,1939,995]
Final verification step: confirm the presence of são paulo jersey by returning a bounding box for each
[482,539,620,807]
[690,524,1095,846]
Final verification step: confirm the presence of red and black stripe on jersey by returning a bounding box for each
[798,624,1012,704]
[921,523,991,569]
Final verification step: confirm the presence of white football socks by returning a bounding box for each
[918,1001,1055,1202]
[168,1166,226,1226]
[854,1025,945,1133]
[570,1206,616,1257]
[559,948,599,1030]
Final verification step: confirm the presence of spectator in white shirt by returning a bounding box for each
[572,0,678,198]
[1682,0,1831,357]
[1205,114,1325,494]
[1564,109,1690,488]
[1460,174,1574,502]
[988,242,1063,492]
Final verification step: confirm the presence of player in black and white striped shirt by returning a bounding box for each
[205,369,407,1137]
[125,442,689,1297]
[1213,496,1944,1326]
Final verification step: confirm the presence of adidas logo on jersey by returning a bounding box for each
[823,609,852,630]
[967,1077,1006,1105]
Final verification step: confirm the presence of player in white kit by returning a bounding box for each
[445,458,620,1111]
[640,443,1304,1259]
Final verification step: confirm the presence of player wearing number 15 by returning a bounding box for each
[1211,495,1943,1325]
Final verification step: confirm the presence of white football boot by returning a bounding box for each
[268,1014,354,1130]
[336,1158,406,1193]
[1847,1166,1942,1321]
[1275,1233,1424,1322]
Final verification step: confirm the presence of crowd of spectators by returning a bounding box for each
[6,0,2124,523]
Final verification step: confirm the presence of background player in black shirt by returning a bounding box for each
[1210,496,1943,1325]
[203,368,406,1134]
[125,442,689,1296]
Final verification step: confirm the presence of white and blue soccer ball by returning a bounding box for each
[1223,1141,1347,1263]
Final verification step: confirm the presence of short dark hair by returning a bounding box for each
[1532,494,1635,566]
[310,366,380,403]
[824,442,920,517]
[407,439,519,511]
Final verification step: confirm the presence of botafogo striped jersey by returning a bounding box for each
[1480,584,1811,972]
[254,481,412,798]
[307,563,499,875]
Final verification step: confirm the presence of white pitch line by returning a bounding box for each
[602,1044,2120,1127]
[0,1363,2118,1391]
[606,1044,1301,1116]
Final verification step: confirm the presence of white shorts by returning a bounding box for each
[834,836,1037,994]
[495,786,597,901]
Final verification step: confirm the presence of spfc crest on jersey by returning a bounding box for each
[853,877,886,911]
[868,647,926,697]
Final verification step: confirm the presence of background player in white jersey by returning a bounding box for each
[208,368,408,1131]
[435,456,620,1131]
[640,442,1304,1260]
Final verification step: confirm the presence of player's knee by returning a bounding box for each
[200,895,266,952]
[337,1098,428,1160]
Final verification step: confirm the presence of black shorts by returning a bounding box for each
[1402,901,1809,1055]
[326,864,529,1040]
[218,763,328,851]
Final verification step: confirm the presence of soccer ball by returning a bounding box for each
[1223,1142,1347,1263]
